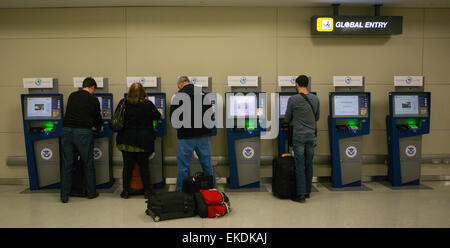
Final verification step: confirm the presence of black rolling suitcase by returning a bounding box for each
[145,192,196,222]
[272,154,296,199]
[272,124,296,199]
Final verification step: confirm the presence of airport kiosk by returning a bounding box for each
[126,77,167,188]
[73,77,114,188]
[276,76,314,156]
[328,76,371,188]
[226,76,266,189]
[386,76,430,186]
[21,78,63,190]
[188,76,218,175]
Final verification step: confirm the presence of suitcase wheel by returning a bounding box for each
[153,216,160,222]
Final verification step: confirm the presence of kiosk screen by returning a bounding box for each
[394,95,419,116]
[279,95,292,116]
[334,95,359,116]
[229,95,256,117]
[25,96,61,120]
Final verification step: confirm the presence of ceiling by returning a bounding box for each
[0,0,449,9]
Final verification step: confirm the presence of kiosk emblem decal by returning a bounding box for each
[405,145,417,157]
[405,76,412,84]
[345,146,357,158]
[240,77,247,85]
[345,77,352,84]
[41,148,53,160]
[242,146,255,159]
[191,77,198,85]
[139,77,146,84]
[34,78,42,86]
[93,148,102,160]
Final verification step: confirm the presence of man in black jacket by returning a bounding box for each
[170,76,216,191]
[60,77,103,203]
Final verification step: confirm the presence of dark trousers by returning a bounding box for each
[61,127,96,199]
[121,151,152,194]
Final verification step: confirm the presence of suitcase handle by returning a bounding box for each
[281,153,292,158]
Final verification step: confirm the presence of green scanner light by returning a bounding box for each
[346,119,359,129]
[153,120,157,128]
[43,121,54,131]
[245,120,257,130]
[406,119,419,129]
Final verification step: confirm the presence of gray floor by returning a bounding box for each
[0,181,449,228]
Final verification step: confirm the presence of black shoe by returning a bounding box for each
[293,196,306,203]
[120,191,129,199]
[61,197,69,203]
[305,194,310,199]
[87,191,99,199]
[144,191,154,199]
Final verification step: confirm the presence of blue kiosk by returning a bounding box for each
[386,76,430,186]
[188,76,218,176]
[126,77,167,188]
[328,76,371,188]
[276,76,315,156]
[21,78,63,190]
[226,76,266,189]
[73,77,114,189]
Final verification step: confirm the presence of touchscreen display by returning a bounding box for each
[229,95,256,117]
[394,95,419,115]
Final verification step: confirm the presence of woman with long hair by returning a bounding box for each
[115,83,161,199]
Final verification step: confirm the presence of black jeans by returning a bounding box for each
[121,151,152,194]
[61,127,96,199]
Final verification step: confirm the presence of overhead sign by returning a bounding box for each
[188,76,209,88]
[126,77,158,88]
[312,16,402,35]
[394,76,423,87]
[73,77,104,88]
[278,76,297,87]
[228,76,259,87]
[23,78,54,89]
[333,76,364,87]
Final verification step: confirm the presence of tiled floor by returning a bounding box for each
[0,181,449,228]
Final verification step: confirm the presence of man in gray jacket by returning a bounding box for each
[283,75,320,203]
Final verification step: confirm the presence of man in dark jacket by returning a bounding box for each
[170,76,216,191]
[60,77,103,203]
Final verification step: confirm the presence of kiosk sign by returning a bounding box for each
[312,16,402,35]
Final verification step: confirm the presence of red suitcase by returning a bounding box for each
[195,189,231,218]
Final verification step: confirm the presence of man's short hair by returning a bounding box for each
[295,75,309,88]
[177,76,190,84]
[82,77,97,88]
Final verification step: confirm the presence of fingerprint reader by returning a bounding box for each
[245,120,257,130]
[43,121,54,131]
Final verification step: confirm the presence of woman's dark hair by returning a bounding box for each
[82,77,97,88]
[127,82,148,104]
[295,75,309,88]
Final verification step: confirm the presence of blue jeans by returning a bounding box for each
[61,127,96,198]
[176,136,216,191]
[293,133,316,196]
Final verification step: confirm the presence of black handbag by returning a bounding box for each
[110,99,126,132]
[182,172,214,195]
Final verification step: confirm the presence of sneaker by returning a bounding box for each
[292,196,306,203]
[61,197,69,203]
[87,191,99,199]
